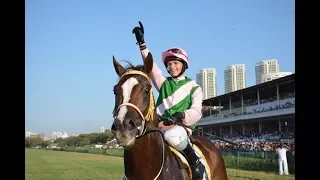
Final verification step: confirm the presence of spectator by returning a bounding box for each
[275,143,290,175]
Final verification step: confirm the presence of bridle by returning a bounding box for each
[113,69,165,180]
[113,69,156,137]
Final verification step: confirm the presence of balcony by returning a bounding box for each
[198,97,295,126]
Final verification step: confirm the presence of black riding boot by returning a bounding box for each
[182,143,205,180]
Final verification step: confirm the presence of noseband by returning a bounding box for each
[113,70,155,137]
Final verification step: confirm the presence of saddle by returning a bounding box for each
[167,140,211,180]
[158,122,212,180]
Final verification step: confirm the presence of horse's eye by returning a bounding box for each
[145,88,150,94]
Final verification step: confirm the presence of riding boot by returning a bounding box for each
[182,143,205,180]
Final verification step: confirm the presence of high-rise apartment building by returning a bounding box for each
[224,64,246,94]
[196,68,217,100]
[52,132,68,140]
[255,59,279,84]
[52,132,57,140]
[26,131,32,138]
[261,72,293,83]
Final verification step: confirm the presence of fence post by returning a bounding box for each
[265,151,268,170]
[263,151,266,170]
[237,151,239,168]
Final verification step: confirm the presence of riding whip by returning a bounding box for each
[157,115,237,145]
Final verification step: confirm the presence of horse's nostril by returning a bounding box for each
[129,119,135,128]
[124,119,135,130]
[112,119,124,131]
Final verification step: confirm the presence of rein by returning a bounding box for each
[137,127,166,180]
[123,128,165,180]
[158,114,237,145]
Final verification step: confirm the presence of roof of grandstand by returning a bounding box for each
[203,73,295,106]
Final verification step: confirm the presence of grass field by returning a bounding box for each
[26,148,295,180]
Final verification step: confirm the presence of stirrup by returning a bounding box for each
[192,162,205,180]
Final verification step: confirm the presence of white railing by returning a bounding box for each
[199,97,295,125]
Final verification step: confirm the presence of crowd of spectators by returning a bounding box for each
[209,130,295,155]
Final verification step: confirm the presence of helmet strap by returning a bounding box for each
[166,62,187,78]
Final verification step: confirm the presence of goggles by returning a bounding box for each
[167,48,187,59]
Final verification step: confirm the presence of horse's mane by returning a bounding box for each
[120,60,144,71]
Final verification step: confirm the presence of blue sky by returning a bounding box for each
[25,0,295,137]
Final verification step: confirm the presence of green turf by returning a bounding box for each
[26,148,295,180]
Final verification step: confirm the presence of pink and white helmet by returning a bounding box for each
[161,47,189,69]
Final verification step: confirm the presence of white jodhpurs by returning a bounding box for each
[163,125,192,151]
[278,158,289,175]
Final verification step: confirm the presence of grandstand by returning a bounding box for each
[196,74,295,143]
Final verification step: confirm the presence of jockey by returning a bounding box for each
[132,21,205,180]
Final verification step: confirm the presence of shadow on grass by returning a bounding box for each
[228,175,260,180]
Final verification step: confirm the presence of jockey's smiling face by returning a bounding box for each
[166,60,184,77]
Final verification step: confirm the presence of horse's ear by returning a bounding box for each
[144,52,153,75]
[113,56,126,77]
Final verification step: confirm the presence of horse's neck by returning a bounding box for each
[124,130,163,160]
[123,130,166,178]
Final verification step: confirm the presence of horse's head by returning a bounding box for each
[111,52,157,149]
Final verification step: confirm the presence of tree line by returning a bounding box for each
[25,129,115,148]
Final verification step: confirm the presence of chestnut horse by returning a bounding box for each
[111,52,228,180]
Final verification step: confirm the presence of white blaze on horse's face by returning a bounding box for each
[116,77,139,122]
